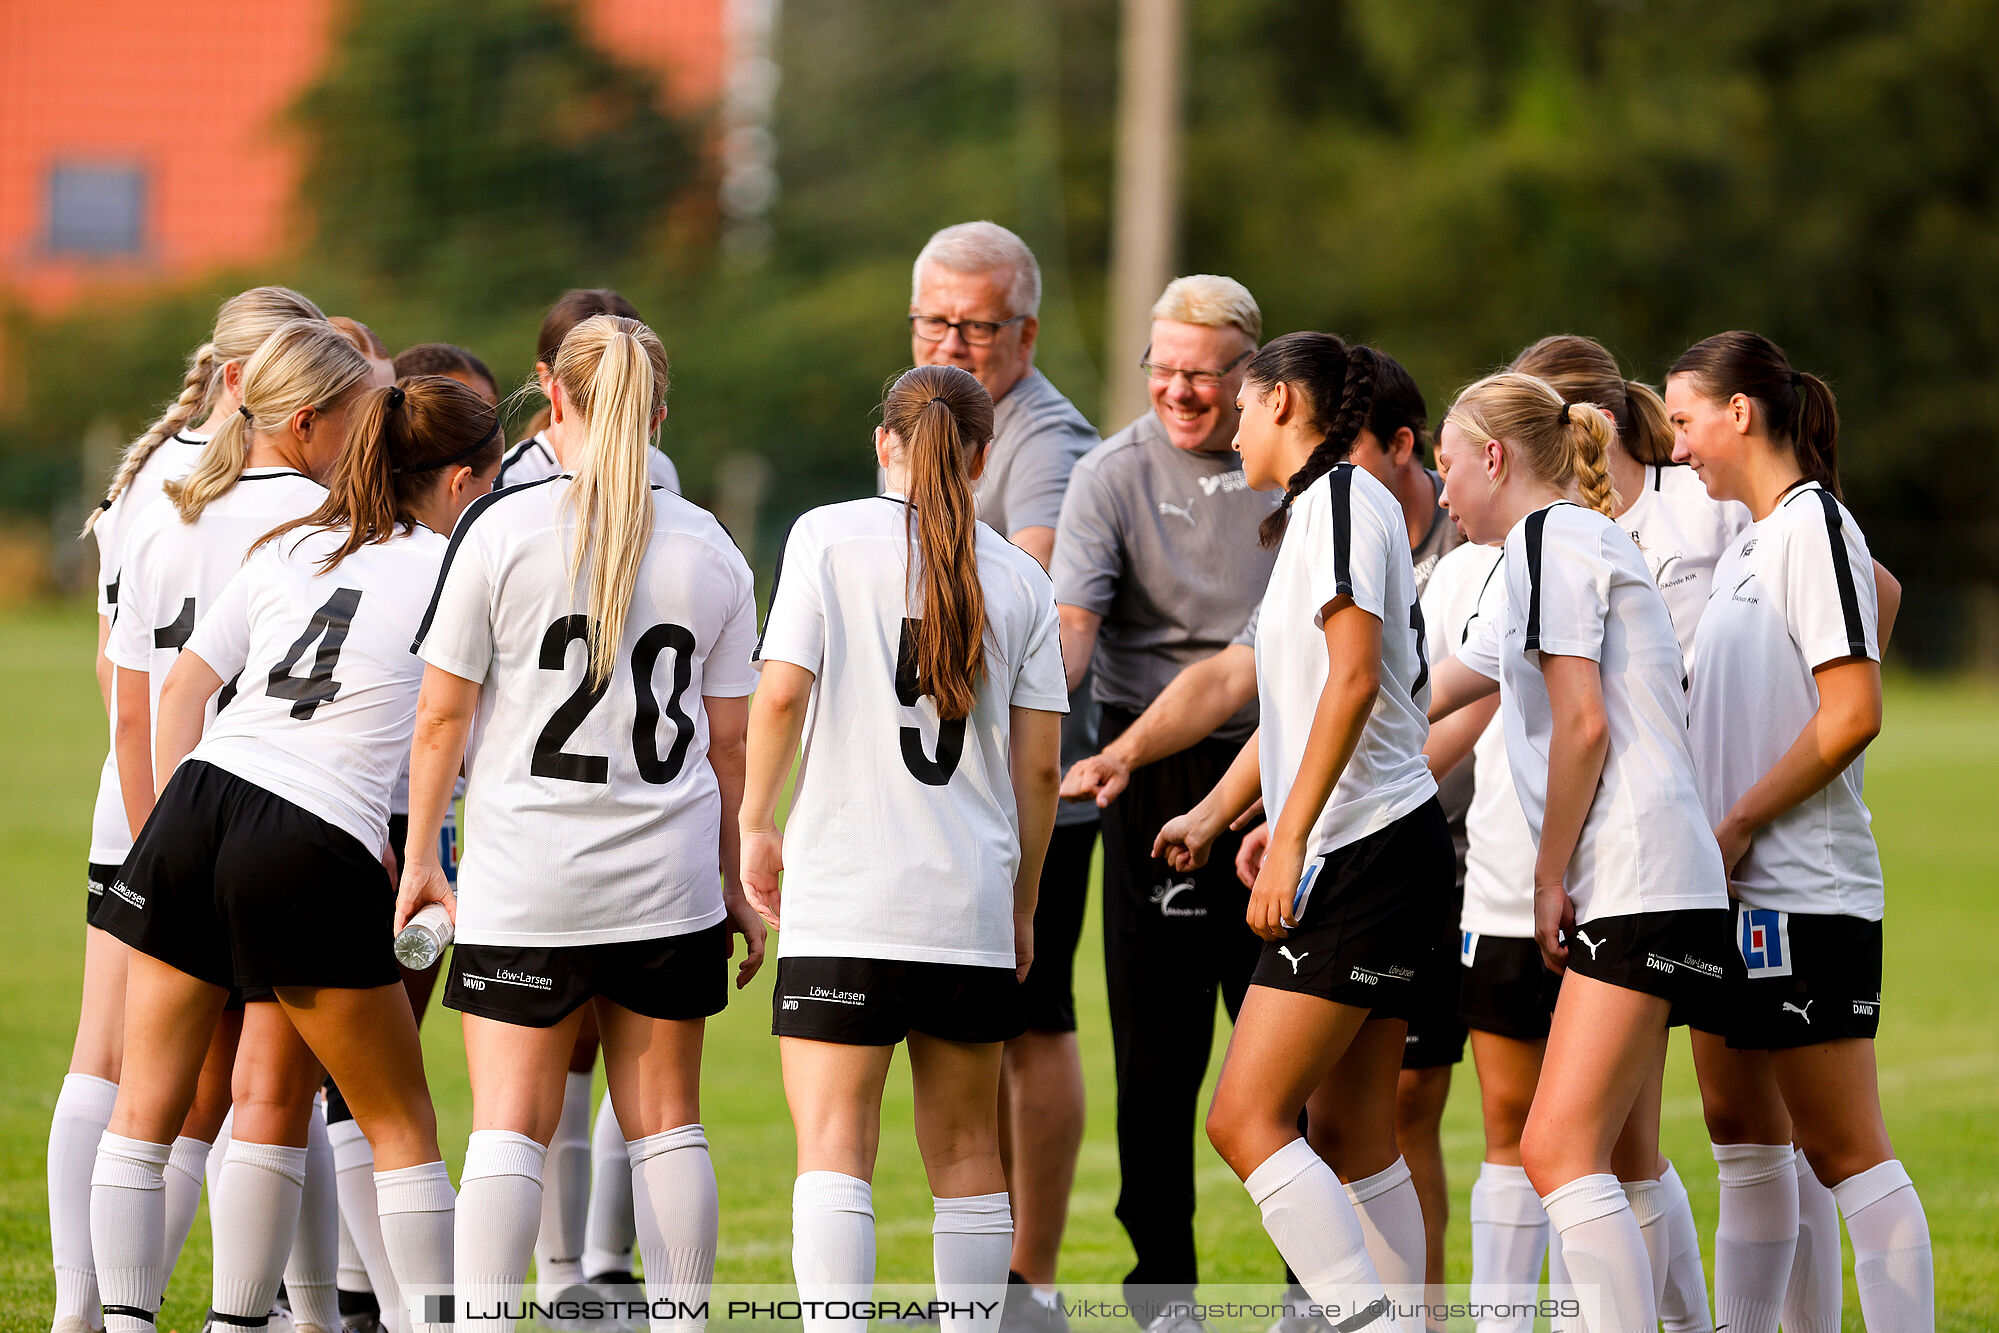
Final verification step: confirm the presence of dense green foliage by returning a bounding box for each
[3,0,1995,657]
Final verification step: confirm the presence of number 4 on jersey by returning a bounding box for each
[268,587,362,719]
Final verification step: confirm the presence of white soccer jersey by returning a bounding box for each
[105,468,329,739]
[185,525,448,857]
[1423,541,1536,939]
[1615,463,1751,663]
[1256,464,1437,873]
[1461,502,1725,923]
[416,478,759,947]
[86,431,211,863]
[755,496,1070,969]
[495,431,681,495]
[1689,482,1884,918]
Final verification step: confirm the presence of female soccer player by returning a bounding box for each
[497,288,680,495]
[1671,332,1932,1333]
[399,315,761,1331]
[100,318,375,1306]
[1150,333,1447,1332]
[50,286,325,1333]
[1425,372,1732,1333]
[87,371,501,1333]
[741,363,1065,1333]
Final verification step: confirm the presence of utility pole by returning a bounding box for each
[1103,0,1183,430]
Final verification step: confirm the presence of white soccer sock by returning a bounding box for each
[1539,1173,1655,1333]
[373,1160,455,1333]
[1621,1178,1673,1317]
[1832,1159,1933,1333]
[535,1072,594,1292]
[1243,1138,1388,1315]
[1544,1222,1581,1333]
[330,1118,405,1333]
[211,1139,309,1321]
[90,1132,171,1333]
[792,1171,876,1333]
[162,1136,212,1277]
[1784,1149,1843,1333]
[1651,1161,1712,1333]
[629,1125,719,1325]
[1710,1142,1797,1333]
[457,1130,546,1331]
[932,1192,1012,1333]
[1345,1157,1424,1333]
[51,1072,118,1324]
[1468,1162,1547,1333]
[285,1105,341,1332]
[206,1107,234,1255]
[582,1094,638,1278]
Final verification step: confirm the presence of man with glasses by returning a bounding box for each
[908,221,1100,1333]
[1050,276,1279,1331]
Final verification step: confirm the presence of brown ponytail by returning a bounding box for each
[882,365,994,722]
[1510,334,1675,466]
[1670,331,1841,499]
[258,376,502,570]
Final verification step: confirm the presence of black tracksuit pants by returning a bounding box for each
[1098,707,1265,1314]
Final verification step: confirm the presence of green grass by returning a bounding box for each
[2,602,1994,1330]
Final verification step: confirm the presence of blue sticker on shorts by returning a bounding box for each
[1738,907,1792,979]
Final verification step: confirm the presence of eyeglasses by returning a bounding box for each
[1140,346,1252,391]
[909,314,1027,346]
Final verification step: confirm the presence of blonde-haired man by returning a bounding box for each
[1050,276,1280,1326]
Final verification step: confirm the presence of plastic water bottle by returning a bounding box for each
[394,902,454,971]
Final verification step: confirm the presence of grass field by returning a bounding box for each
[2,602,1994,1331]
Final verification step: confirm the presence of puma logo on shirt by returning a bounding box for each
[1156,498,1197,526]
[1279,945,1309,974]
[1783,1000,1814,1024]
[1576,930,1605,959]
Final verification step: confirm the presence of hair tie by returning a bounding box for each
[238,405,253,423]
[1557,401,1572,426]
[386,384,406,409]
[926,395,949,407]
[1788,370,1804,388]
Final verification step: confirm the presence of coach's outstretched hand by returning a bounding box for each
[395,857,456,932]
[741,826,784,929]
[1060,753,1130,807]
[1154,804,1223,873]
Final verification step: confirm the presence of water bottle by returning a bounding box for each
[394,902,454,971]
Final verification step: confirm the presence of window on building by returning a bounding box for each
[47,164,146,255]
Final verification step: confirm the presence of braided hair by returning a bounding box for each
[1251,333,1379,548]
[83,286,323,535]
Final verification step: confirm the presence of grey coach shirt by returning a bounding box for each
[983,369,1101,827]
[1052,410,1281,744]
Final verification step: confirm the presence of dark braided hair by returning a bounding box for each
[1251,333,1379,548]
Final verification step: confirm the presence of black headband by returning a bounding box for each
[393,419,501,475]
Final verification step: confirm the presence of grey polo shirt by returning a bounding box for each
[984,369,1101,826]
[1052,410,1281,744]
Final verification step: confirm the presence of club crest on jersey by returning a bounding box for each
[1738,907,1793,978]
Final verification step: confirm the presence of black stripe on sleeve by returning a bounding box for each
[1805,487,1868,657]
[1328,463,1355,598]
[409,476,559,653]
[493,437,542,491]
[1522,506,1553,652]
[753,515,803,663]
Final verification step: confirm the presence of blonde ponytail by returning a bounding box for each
[164,318,367,523]
[84,286,324,534]
[1445,371,1623,515]
[882,365,993,721]
[550,315,669,689]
